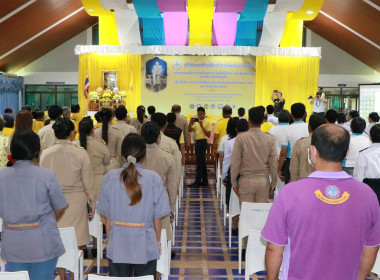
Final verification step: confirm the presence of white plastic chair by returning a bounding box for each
[0,271,30,280]
[216,161,221,199]
[89,211,104,274]
[245,230,267,280]
[157,229,170,280]
[57,227,84,280]
[228,190,241,247]
[88,275,153,280]
[238,202,272,274]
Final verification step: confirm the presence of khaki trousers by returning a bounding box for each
[238,176,270,248]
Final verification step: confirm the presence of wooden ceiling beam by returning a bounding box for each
[305,12,380,72]
[0,0,29,19]
[0,10,97,73]
[320,0,380,46]
[0,0,84,56]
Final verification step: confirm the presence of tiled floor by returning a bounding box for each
[48,165,380,279]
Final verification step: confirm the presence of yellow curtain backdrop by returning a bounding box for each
[255,55,320,119]
[78,53,141,115]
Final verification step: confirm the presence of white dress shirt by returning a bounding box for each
[344,133,371,168]
[354,143,380,182]
[269,123,290,156]
[267,114,278,126]
[222,138,236,180]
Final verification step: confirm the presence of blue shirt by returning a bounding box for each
[0,160,68,262]
[97,163,170,264]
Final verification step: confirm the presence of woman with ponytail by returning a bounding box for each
[94,108,123,170]
[130,105,148,134]
[97,133,170,277]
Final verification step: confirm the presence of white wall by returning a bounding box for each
[306,29,380,87]
[16,27,380,88]
[16,28,92,84]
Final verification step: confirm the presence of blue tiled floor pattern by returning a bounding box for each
[45,165,378,279]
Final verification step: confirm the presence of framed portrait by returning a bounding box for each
[103,71,117,90]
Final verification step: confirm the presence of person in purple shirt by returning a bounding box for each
[0,130,68,280]
[97,133,170,277]
[262,124,380,280]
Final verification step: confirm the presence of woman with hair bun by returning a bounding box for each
[94,108,123,170]
[40,117,95,280]
[130,105,148,135]
[97,133,170,277]
[0,130,68,280]
[365,112,380,135]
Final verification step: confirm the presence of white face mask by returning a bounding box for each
[308,148,315,168]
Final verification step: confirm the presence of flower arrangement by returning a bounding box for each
[113,93,121,102]
[101,92,113,102]
[120,91,127,100]
[89,91,99,101]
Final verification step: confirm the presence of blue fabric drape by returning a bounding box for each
[0,74,24,115]
[134,0,165,45]
[235,0,269,46]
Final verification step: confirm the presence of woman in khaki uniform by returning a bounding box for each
[94,108,123,170]
[40,117,95,280]
[130,105,149,135]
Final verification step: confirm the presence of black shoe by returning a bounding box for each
[201,181,209,187]
[171,250,176,259]
[92,248,97,258]
[190,182,201,188]
[83,248,89,259]
[232,228,238,236]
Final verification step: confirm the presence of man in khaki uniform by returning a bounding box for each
[151,113,182,187]
[289,114,326,182]
[140,122,177,242]
[172,104,189,147]
[38,105,62,148]
[112,105,137,138]
[231,107,278,203]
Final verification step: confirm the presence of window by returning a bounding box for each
[25,85,78,111]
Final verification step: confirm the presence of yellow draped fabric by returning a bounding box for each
[280,0,324,47]
[81,0,119,45]
[188,0,214,46]
[78,54,141,115]
[255,56,320,119]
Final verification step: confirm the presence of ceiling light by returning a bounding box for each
[306,10,314,15]
[87,9,94,12]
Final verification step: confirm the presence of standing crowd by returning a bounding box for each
[1,88,380,280]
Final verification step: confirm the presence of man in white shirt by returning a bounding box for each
[344,117,371,175]
[38,105,62,148]
[266,105,278,126]
[310,87,327,117]
[354,124,380,205]
[278,103,309,183]
[269,110,291,156]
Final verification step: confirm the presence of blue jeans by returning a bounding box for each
[8,257,58,280]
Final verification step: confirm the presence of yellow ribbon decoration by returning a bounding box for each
[81,0,120,45]
[280,0,325,47]
[188,0,214,46]
[315,190,350,205]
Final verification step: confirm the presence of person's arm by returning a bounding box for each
[269,139,278,193]
[278,146,288,182]
[271,91,275,102]
[231,137,242,196]
[183,118,190,147]
[212,134,219,157]
[265,242,285,280]
[54,205,68,220]
[353,153,365,182]
[289,142,301,182]
[154,218,162,254]
[105,217,111,239]
[200,120,211,138]
[310,97,315,105]
[180,143,185,166]
[81,151,96,211]
[358,246,379,280]
[166,159,178,213]
[222,142,232,180]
